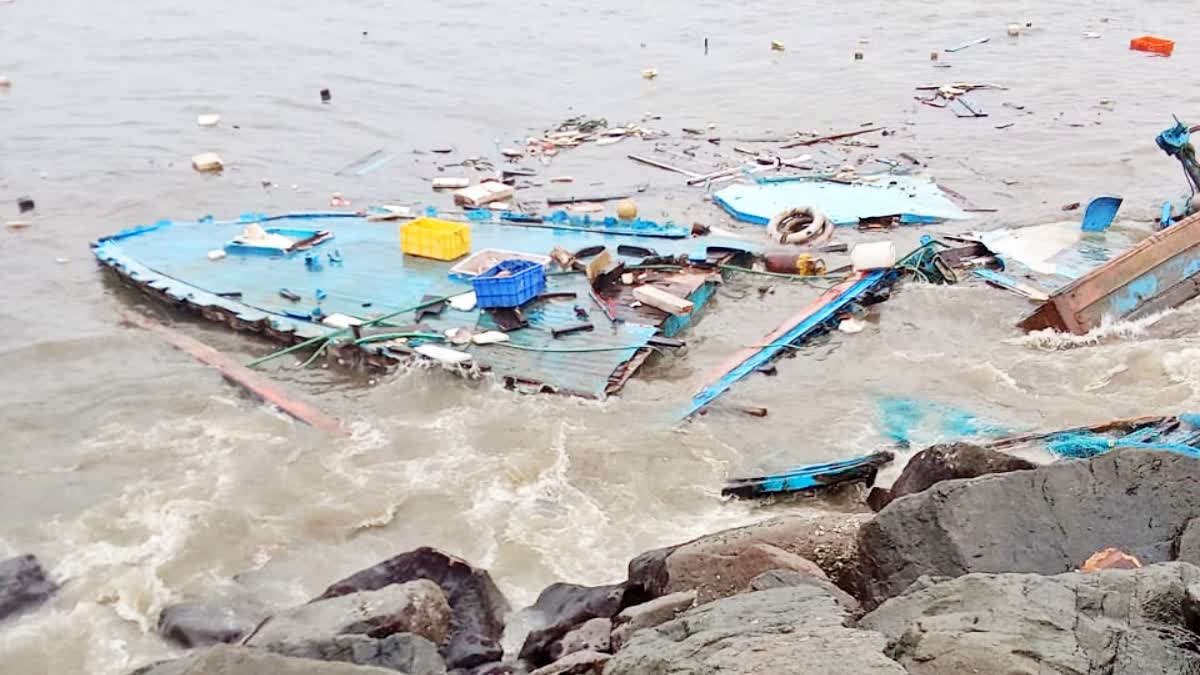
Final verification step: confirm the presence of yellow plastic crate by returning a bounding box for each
[399,217,471,261]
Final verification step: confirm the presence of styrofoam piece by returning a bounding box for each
[433,177,470,190]
[472,331,510,345]
[197,113,221,127]
[207,249,227,261]
[322,313,363,329]
[414,343,472,365]
[850,241,897,271]
[449,291,477,311]
[191,152,224,172]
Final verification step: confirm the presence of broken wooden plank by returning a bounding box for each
[453,182,513,208]
[633,285,695,316]
[585,249,613,283]
[780,127,885,149]
[1018,211,1200,334]
[119,309,345,435]
[627,154,703,179]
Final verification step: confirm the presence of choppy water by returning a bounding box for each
[3,1,1200,672]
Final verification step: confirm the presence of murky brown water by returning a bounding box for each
[4,1,1200,672]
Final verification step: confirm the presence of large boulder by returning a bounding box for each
[627,512,867,598]
[854,450,1200,607]
[270,633,446,675]
[1175,517,1200,565]
[0,554,57,622]
[317,548,510,670]
[158,601,265,647]
[517,582,637,666]
[130,644,408,675]
[604,586,905,675]
[860,562,1200,674]
[247,581,451,649]
[867,442,1036,511]
[531,650,609,675]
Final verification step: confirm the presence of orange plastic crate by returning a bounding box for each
[399,217,471,261]
[1131,36,1174,57]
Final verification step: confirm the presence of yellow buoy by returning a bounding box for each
[616,199,638,220]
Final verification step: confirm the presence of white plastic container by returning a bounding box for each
[851,241,897,271]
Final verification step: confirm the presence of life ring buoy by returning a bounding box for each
[767,207,833,246]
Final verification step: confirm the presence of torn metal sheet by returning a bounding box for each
[713,176,968,226]
[681,269,899,418]
[93,212,758,399]
[1018,211,1200,334]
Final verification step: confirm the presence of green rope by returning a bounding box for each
[245,294,458,368]
[353,332,446,346]
[491,343,656,354]
[296,339,331,369]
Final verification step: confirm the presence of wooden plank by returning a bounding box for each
[119,310,346,435]
[632,285,694,315]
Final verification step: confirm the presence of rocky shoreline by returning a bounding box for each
[8,447,1200,674]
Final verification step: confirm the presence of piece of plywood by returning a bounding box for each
[633,285,694,315]
[453,182,514,208]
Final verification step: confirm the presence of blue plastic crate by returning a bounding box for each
[472,260,546,309]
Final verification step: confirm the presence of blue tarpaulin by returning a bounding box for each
[713,177,969,226]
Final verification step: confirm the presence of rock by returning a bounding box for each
[158,602,265,647]
[869,442,1036,511]
[248,580,451,649]
[609,591,695,650]
[529,650,608,675]
[270,633,446,675]
[555,618,610,659]
[130,644,405,675]
[1175,516,1200,565]
[0,554,57,622]
[1184,583,1200,634]
[860,562,1200,674]
[745,569,859,613]
[854,450,1200,607]
[604,586,905,675]
[317,547,510,670]
[627,512,867,599]
[518,583,638,667]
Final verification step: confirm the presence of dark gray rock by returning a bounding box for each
[270,633,446,675]
[860,562,1200,675]
[529,650,608,675]
[609,591,695,651]
[1176,517,1200,565]
[854,450,1200,607]
[745,569,860,613]
[518,583,637,667]
[604,586,905,675]
[627,512,868,599]
[247,581,451,649]
[0,554,57,622]
[157,602,265,648]
[555,618,610,659]
[130,644,405,675]
[317,548,510,670]
[868,442,1036,511]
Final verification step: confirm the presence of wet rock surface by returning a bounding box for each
[157,601,265,648]
[517,582,635,667]
[867,442,1036,511]
[609,591,695,650]
[854,449,1200,607]
[247,580,452,649]
[317,548,510,670]
[269,633,446,675]
[0,554,57,623]
[860,562,1200,675]
[604,586,905,675]
[130,644,408,675]
[627,512,867,597]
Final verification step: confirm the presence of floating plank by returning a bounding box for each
[119,309,345,435]
[682,270,897,418]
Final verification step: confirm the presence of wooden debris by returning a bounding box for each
[585,249,613,282]
[633,285,694,316]
[781,128,884,149]
[191,152,224,172]
[453,182,513,208]
[432,177,470,190]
